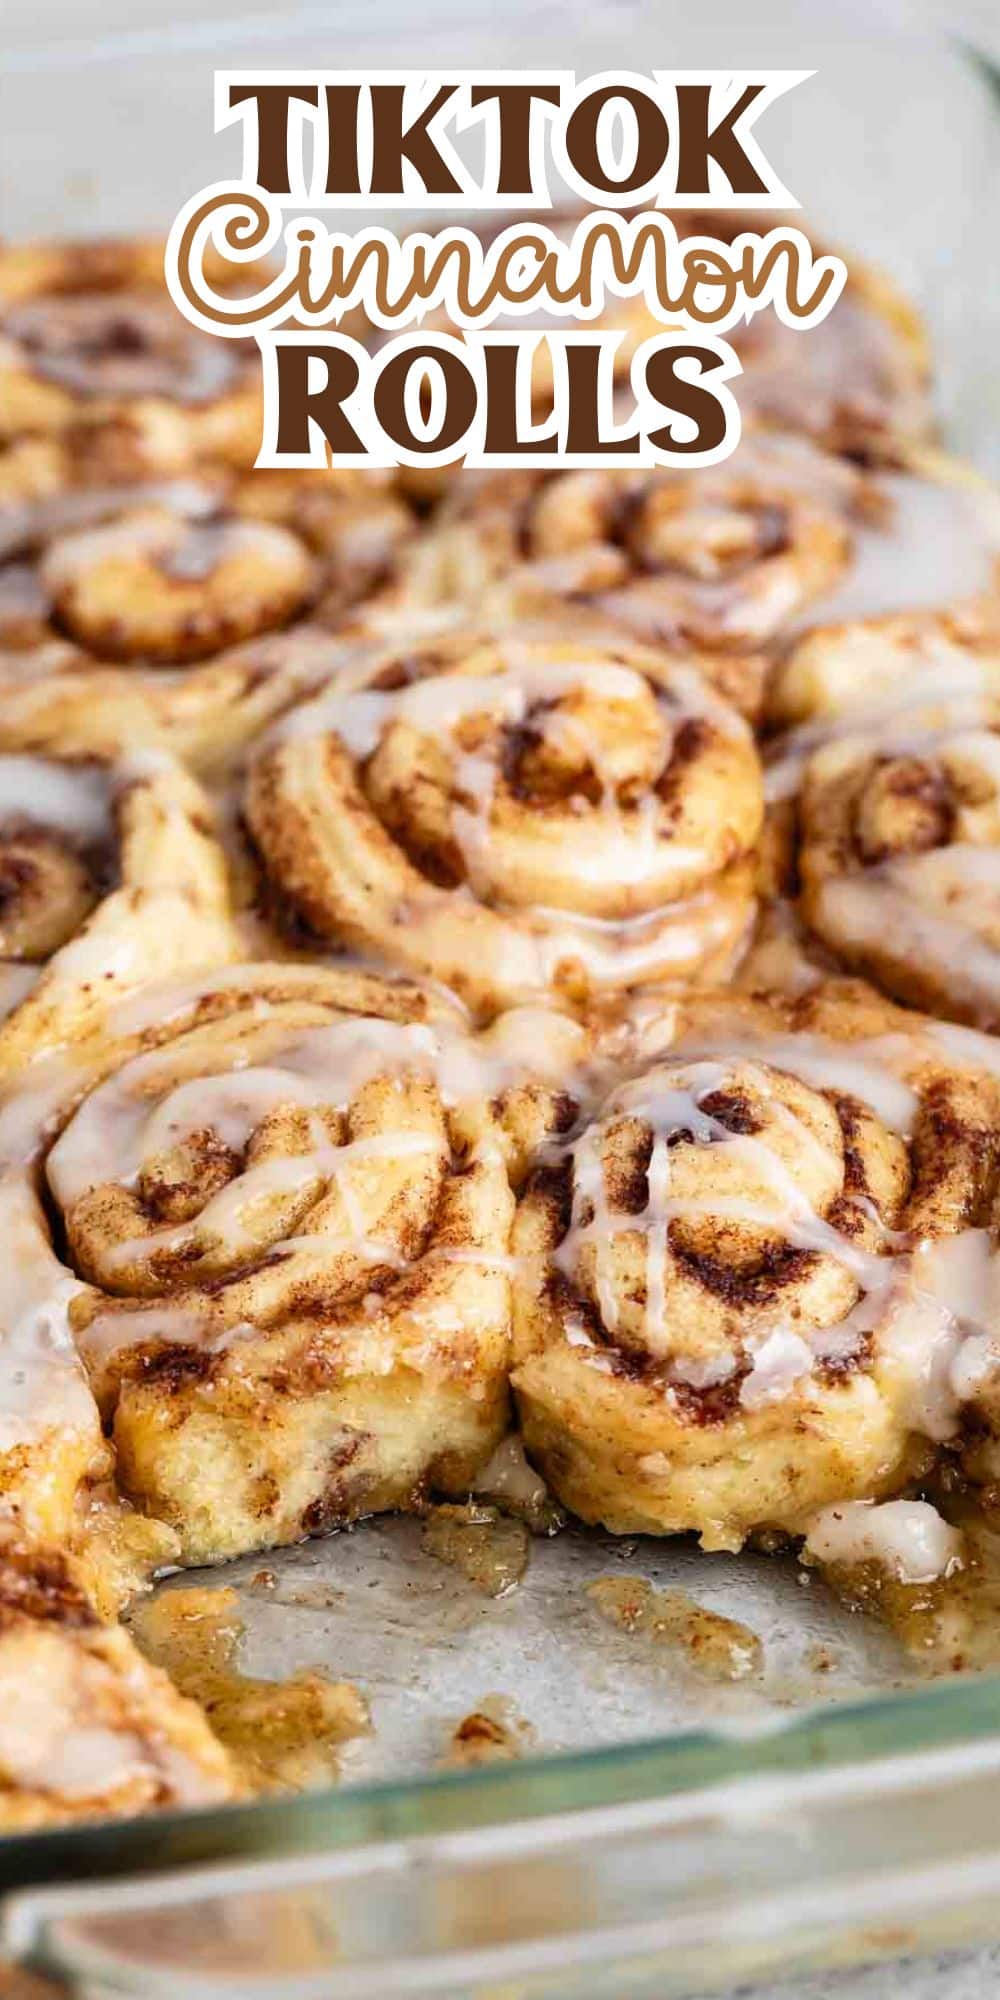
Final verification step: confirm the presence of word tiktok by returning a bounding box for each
[168,70,842,468]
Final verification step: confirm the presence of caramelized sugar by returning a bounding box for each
[422,1503,531,1598]
[442,1694,536,1768]
[130,1586,368,1792]
[587,1574,763,1682]
[817,1522,1000,1676]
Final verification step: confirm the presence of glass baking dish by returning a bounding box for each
[7,1525,1000,1995]
[2,1,1000,1993]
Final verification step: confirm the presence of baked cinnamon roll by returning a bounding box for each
[0,1538,235,1830]
[388,434,857,660]
[511,981,1000,1549]
[244,627,764,1015]
[390,442,1000,676]
[0,749,237,1567]
[0,472,415,772]
[27,963,521,1564]
[0,750,236,1078]
[765,622,1000,1029]
[0,237,265,476]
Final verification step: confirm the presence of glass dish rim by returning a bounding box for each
[7,1661,1000,1892]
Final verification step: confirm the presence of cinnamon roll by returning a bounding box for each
[388,434,856,663]
[0,1538,235,1830]
[0,751,236,1078]
[244,627,764,1015]
[0,472,415,772]
[389,442,1000,681]
[26,962,519,1564]
[0,750,237,1564]
[0,237,265,476]
[511,981,1000,1549]
[766,623,1000,1029]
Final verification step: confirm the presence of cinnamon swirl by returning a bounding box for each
[244,627,764,1015]
[0,237,265,477]
[0,472,415,772]
[388,442,1000,682]
[511,981,1000,1548]
[0,751,236,1079]
[766,625,1000,1029]
[28,963,519,1564]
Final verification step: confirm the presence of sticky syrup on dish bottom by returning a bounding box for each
[586,1574,764,1682]
[817,1508,1000,1675]
[421,1502,531,1598]
[129,1586,368,1792]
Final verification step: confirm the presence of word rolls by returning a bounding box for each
[167,70,846,470]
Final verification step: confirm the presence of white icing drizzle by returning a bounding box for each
[550,1034,1000,1434]
[799,470,1000,629]
[0,754,109,842]
[498,887,748,994]
[40,509,304,591]
[0,562,49,624]
[282,646,738,755]
[766,648,998,804]
[885,1231,1000,1432]
[0,478,217,566]
[472,1433,551,1512]
[0,982,519,1425]
[804,1499,964,1584]
[557,1059,897,1357]
[271,639,753,993]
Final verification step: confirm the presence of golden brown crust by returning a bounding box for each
[244,626,763,1016]
[765,620,1000,1030]
[23,963,515,1564]
[0,237,266,476]
[511,981,1000,1548]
